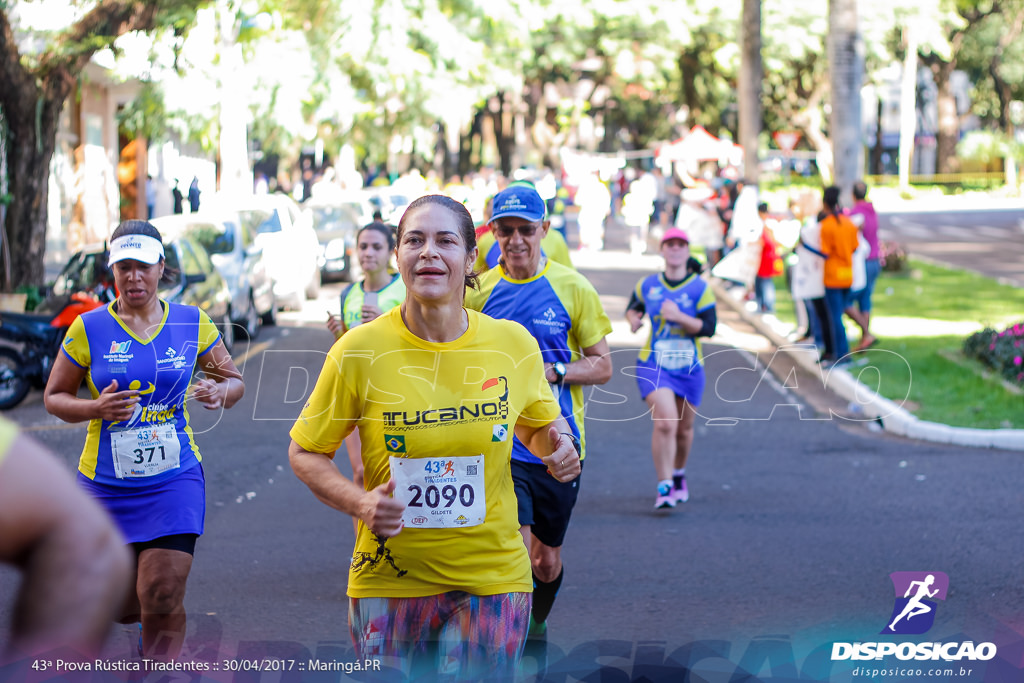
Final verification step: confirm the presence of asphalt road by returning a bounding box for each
[877,205,1024,287]
[2,264,1023,683]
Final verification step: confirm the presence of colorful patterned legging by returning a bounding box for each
[349,591,530,682]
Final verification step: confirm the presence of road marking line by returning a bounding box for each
[24,422,87,432]
[235,340,272,366]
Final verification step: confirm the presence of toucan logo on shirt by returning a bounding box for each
[381,377,510,429]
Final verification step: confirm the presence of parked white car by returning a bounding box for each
[219,194,322,311]
[152,211,276,338]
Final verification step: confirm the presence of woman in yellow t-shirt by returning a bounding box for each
[289,195,580,681]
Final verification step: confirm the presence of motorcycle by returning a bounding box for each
[0,291,109,410]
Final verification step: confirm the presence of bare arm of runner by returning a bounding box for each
[514,417,581,483]
[288,440,405,537]
[193,339,244,410]
[44,352,139,423]
[544,338,612,385]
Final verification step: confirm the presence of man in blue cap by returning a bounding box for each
[465,183,613,648]
[474,180,573,273]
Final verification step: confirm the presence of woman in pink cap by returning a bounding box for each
[625,228,717,509]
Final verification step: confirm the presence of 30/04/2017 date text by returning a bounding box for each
[32,658,383,674]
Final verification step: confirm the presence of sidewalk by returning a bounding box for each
[708,277,1024,451]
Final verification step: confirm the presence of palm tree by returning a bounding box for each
[739,0,762,185]
[829,0,863,204]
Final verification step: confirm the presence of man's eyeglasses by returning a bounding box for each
[494,224,539,238]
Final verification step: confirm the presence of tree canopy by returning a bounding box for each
[3,0,1023,288]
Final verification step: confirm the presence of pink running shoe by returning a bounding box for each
[655,483,675,509]
[673,476,690,504]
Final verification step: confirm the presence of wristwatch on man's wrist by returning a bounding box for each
[560,432,582,457]
[551,361,567,385]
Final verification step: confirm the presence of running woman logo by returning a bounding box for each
[882,571,949,635]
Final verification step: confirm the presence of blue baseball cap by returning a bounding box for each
[490,185,546,223]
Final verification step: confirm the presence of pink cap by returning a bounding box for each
[660,227,690,245]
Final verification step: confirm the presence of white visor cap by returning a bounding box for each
[108,234,165,267]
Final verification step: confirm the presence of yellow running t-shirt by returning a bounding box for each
[290,307,560,598]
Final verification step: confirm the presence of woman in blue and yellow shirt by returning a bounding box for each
[44,220,244,662]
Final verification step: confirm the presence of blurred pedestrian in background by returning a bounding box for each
[754,202,783,314]
[847,180,880,351]
[171,179,184,215]
[819,186,859,365]
[188,176,201,213]
[574,172,611,251]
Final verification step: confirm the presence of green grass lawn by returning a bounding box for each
[769,260,1024,429]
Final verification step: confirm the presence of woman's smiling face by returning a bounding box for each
[397,203,476,304]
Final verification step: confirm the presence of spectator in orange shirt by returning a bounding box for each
[818,186,860,365]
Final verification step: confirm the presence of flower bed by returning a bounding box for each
[963,321,1024,387]
[879,240,909,273]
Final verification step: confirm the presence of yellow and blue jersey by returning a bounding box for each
[633,273,716,369]
[465,261,611,464]
[61,302,221,487]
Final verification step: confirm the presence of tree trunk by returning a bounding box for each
[931,61,960,174]
[677,52,702,126]
[871,96,884,175]
[738,0,762,185]
[491,91,514,178]
[829,0,863,205]
[898,23,918,190]
[0,0,207,291]
[792,78,833,184]
[2,81,68,290]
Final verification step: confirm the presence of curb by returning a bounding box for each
[707,278,1024,451]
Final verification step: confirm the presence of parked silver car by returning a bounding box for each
[225,194,322,311]
[160,231,236,353]
[305,199,363,282]
[153,212,276,338]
